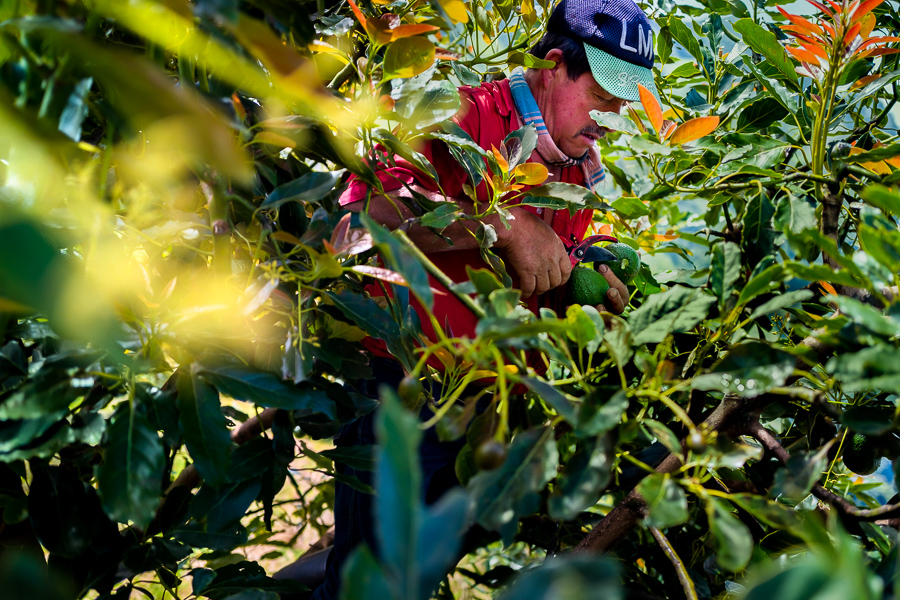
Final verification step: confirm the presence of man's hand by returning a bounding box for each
[592,264,629,315]
[495,208,572,298]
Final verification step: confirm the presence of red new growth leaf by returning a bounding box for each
[800,41,829,59]
[346,0,368,28]
[860,47,900,58]
[844,22,861,43]
[669,116,719,145]
[638,83,663,135]
[390,24,441,40]
[787,46,822,63]
[851,73,882,89]
[778,7,825,37]
[807,0,834,16]
[852,0,884,23]
[825,0,842,14]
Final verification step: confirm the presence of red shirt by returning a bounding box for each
[340,79,594,364]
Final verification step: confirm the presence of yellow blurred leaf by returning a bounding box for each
[513,163,549,185]
[253,131,296,148]
[391,24,441,40]
[271,231,305,245]
[860,12,876,37]
[669,116,720,145]
[849,147,891,174]
[382,37,435,80]
[439,0,469,23]
[638,84,663,135]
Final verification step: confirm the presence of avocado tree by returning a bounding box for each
[1,0,900,599]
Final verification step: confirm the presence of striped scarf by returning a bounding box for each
[508,67,606,192]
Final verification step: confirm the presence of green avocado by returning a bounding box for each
[843,433,880,476]
[568,266,610,306]
[604,242,641,284]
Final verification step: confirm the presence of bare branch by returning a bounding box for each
[649,526,699,600]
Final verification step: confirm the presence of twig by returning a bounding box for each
[649,527,699,600]
[746,421,900,522]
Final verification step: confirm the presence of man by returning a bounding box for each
[304,0,658,596]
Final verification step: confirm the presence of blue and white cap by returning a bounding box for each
[547,0,659,103]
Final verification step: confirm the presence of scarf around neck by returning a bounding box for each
[507,67,606,192]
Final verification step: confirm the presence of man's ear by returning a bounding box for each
[541,48,566,84]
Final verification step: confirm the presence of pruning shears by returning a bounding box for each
[567,234,618,267]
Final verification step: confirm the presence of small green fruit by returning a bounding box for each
[568,266,610,306]
[474,440,508,470]
[843,433,880,476]
[604,243,641,284]
[397,376,423,407]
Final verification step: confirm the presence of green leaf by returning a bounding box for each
[828,347,900,394]
[340,545,394,600]
[748,289,813,321]
[668,16,707,77]
[709,241,741,304]
[737,264,786,306]
[198,364,337,419]
[644,420,682,456]
[177,366,232,487]
[469,428,558,544]
[771,444,830,501]
[503,125,538,170]
[506,51,556,69]
[94,406,165,528]
[831,295,899,338]
[732,19,798,85]
[729,493,803,531]
[629,286,716,345]
[637,473,689,528]
[520,182,610,215]
[383,37,435,81]
[375,388,422,588]
[692,341,795,397]
[744,57,799,114]
[743,564,831,600]
[706,498,753,571]
[590,110,639,135]
[496,556,623,600]
[361,212,433,309]
[861,184,900,215]
[374,128,439,183]
[736,97,789,131]
[520,377,576,423]
[576,390,629,438]
[325,290,403,357]
[262,171,340,209]
[392,78,460,130]
[842,405,895,436]
[611,196,650,219]
[548,436,613,520]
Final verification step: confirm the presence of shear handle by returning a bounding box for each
[568,234,618,267]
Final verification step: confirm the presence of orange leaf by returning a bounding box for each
[782,27,825,46]
[346,0,368,28]
[849,147,892,174]
[852,0,885,23]
[787,45,822,63]
[513,163,549,185]
[825,0,842,14]
[625,103,648,134]
[491,145,509,173]
[819,281,837,296]
[638,83,663,135]
[860,47,900,58]
[800,41,829,59]
[822,21,836,38]
[778,7,825,36]
[851,73,883,89]
[844,22,861,43]
[806,0,834,16]
[390,23,440,40]
[860,12,876,37]
[669,116,720,145]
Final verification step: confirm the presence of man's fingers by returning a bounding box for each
[597,264,629,315]
[520,274,536,299]
[548,266,562,290]
[535,271,551,296]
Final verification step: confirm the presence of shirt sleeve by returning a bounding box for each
[338,87,482,207]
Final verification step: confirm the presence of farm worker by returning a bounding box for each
[306,0,659,597]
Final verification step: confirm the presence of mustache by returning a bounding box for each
[577,125,609,138]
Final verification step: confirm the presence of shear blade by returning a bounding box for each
[581,246,617,264]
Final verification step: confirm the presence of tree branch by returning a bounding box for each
[649,527,699,600]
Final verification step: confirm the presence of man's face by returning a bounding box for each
[540,62,626,159]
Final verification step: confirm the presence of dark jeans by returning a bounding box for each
[311,360,470,600]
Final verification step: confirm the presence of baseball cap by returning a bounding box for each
[547,0,659,103]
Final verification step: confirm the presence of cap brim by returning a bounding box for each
[583,42,658,104]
